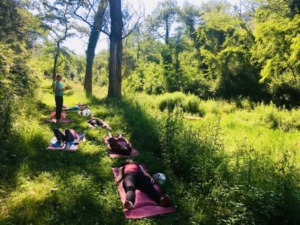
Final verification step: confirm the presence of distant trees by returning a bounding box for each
[14,0,300,106]
[252,0,300,106]
[121,0,300,106]
[145,0,181,92]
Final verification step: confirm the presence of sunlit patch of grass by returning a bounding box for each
[0,171,58,223]
[40,79,107,110]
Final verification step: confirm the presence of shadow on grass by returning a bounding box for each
[0,129,126,224]
[0,94,180,225]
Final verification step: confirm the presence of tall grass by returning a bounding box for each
[157,92,205,116]
[128,93,300,224]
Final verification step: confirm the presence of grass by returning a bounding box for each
[0,77,300,224]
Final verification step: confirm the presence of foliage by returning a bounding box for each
[145,0,179,44]
[124,62,166,94]
[157,92,205,116]
[252,8,300,105]
[0,0,39,144]
[2,76,300,224]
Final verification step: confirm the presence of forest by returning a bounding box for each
[1,0,300,224]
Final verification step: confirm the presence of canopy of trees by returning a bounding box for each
[2,0,300,103]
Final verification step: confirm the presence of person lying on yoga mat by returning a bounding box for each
[107,132,132,155]
[53,128,80,150]
[76,103,88,110]
[79,108,92,116]
[115,159,170,210]
[87,115,111,129]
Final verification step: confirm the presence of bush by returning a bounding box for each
[270,77,300,108]
[158,92,205,116]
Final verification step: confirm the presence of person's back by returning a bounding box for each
[111,138,129,150]
[108,134,132,154]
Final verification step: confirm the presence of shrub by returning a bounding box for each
[158,92,204,116]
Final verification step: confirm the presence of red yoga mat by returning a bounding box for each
[104,136,139,158]
[112,166,176,219]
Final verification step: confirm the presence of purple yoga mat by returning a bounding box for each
[112,166,176,219]
[47,137,79,151]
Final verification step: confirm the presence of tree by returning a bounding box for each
[107,0,123,98]
[72,0,109,95]
[179,3,202,53]
[146,0,179,45]
[84,0,109,96]
[39,0,76,81]
[252,1,300,106]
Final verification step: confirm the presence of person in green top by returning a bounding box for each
[53,74,68,123]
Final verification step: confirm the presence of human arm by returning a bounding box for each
[107,137,115,150]
[115,167,124,185]
[53,83,57,93]
[64,85,71,90]
[139,165,155,184]
[70,129,80,141]
[53,82,66,93]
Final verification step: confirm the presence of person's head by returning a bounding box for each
[125,159,134,165]
[56,74,62,81]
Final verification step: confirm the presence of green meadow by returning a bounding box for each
[1,79,299,225]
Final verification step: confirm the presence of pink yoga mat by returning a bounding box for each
[47,137,79,151]
[104,136,139,158]
[112,166,176,219]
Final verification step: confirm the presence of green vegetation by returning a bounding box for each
[1,79,300,224]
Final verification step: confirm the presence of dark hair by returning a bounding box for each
[124,159,134,165]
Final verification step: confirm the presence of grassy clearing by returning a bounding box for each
[0,77,300,224]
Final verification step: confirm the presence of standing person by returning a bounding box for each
[53,74,66,123]
[115,159,170,210]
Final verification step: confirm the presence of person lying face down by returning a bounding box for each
[107,132,132,154]
[53,128,80,149]
[115,159,170,210]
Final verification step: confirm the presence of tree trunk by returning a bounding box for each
[107,0,123,98]
[84,0,108,96]
[52,42,60,82]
